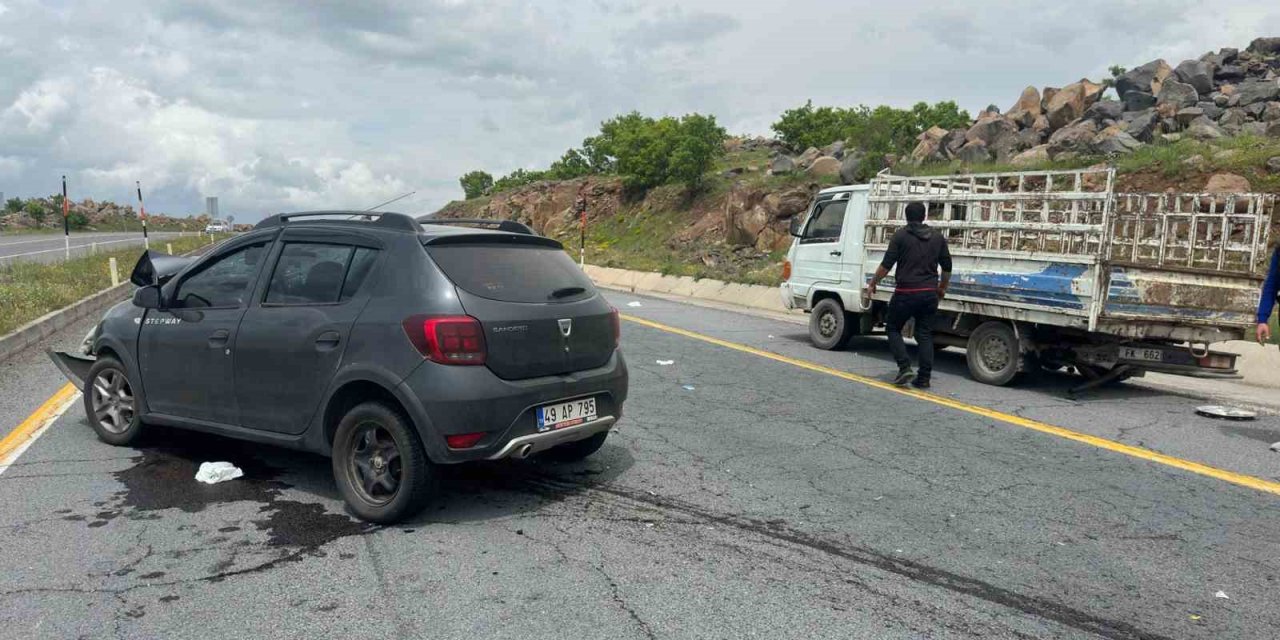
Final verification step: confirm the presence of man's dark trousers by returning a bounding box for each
[886,290,939,382]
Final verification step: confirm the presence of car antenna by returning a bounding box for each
[349,191,416,220]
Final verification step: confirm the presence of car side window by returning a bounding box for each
[801,200,847,243]
[174,243,268,309]
[340,247,379,301]
[265,243,356,305]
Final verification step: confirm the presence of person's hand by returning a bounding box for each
[1257,322,1271,345]
[937,284,948,300]
[867,280,877,296]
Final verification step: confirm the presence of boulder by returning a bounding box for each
[1174,59,1215,95]
[956,140,991,163]
[1205,173,1251,193]
[807,156,842,176]
[822,140,846,159]
[1268,121,1280,138]
[1216,65,1246,83]
[1176,107,1205,125]
[1263,102,1280,122]
[1186,117,1226,141]
[795,147,822,168]
[737,205,770,237]
[1015,127,1044,148]
[965,116,1018,146]
[1124,109,1159,142]
[1156,80,1199,108]
[1197,101,1225,120]
[1219,107,1250,128]
[1244,121,1270,137]
[1236,80,1280,106]
[1045,79,1105,129]
[1114,60,1173,97]
[1010,145,1050,167]
[838,152,863,183]
[1122,91,1157,111]
[1266,156,1280,174]
[769,155,795,175]
[1084,100,1124,122]
[1047,119,1099,156]
[774,188,812,218]
[1007,86,1042,127]
[1212,92,1230,107]
[910,126,948,163]
[942,128,968,158]
[1248,37,1280,56]
[1031,114,1051,135]
[1040,87,1059,112]
[1182,154,1206,169]
[1093,126,1142,155]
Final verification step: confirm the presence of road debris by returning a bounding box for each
[194,462,244,484]
[681,384,696,391]
[1195,405,1257,420]
[627,301,642,307]
[1214,590,1229,599]
[1270,441,1280,452]
[656,360,674,365]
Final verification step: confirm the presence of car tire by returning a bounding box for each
[966,321,1022,386]
[332,402,435,524]
[809,298,853,350]
[83,357,145,446]
[541,431,609,462]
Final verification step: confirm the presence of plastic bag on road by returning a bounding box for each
[195,461,244,484]
[656,360,674,366]
[627,301,642,307]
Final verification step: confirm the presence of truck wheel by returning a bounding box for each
[84,357,145,446]
[542,431,609,462]
[332,402,436,524]
[809,298,853,350]
[966,321,1022,386]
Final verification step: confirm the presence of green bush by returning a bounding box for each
[591,111,726,191]
[492,168,548,192]
[459,170,494,199]
[3,198,21,214]
[772,100,970,180]
[23,200,47,225]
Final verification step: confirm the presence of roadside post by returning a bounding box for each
[166,242,173,254]
[61,176,70,259]
[136,181,149,249]
[90,243,96,255]
[108,257,119,287]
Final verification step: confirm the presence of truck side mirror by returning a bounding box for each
[788,216,805,237]
[132,285,163,310]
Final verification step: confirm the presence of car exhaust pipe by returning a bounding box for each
[512,443,535,459]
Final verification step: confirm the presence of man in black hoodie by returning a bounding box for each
[867,202,952,388]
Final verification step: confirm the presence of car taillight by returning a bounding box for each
[782,260,792,281]
[1197,353,1235,370]
[609,307,621,349]
[402,315,486,365]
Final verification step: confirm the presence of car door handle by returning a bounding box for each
[208,329,230,347]
[315,331,341,350]
[829,250,842,256]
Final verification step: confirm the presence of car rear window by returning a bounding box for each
[426,243,596,303]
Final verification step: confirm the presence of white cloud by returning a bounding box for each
[0,0,1277,220]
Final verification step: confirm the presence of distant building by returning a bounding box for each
[205,196,219,219]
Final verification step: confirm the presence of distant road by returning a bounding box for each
[0,231,188,266]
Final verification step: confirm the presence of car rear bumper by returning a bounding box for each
[396,350,628,464]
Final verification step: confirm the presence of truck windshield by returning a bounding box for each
[802,200,846,243]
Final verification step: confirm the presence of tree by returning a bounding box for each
[459,170,495,199]
[3,198,21,214]
[589,111,726,192]
[667,113,727,192]
[771,100,861,151]
[545,149,593,180]
[67,210,89,229]
[491,168,546,193]
[23,200,47,225]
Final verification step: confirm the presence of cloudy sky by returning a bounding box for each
[1,0,1278,221]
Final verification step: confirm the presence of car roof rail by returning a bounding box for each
[254,211,421,232]
[417,218,537,235]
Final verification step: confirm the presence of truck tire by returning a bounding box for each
[809,298,854,350]
[966,321,1022,386]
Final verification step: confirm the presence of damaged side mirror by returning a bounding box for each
[133,285,163,310]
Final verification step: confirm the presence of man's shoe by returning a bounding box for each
[893,369,916,386]
[912,379,931,390]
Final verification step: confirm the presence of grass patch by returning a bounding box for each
[0,235,212,336]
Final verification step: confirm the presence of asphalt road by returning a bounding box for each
[0,232,187,266]
[2,290,1279,638]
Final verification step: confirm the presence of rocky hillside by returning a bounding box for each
[433,37,1280,287]
[0,196,201,232]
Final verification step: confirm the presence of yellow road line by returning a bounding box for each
[0,383,79,465]
[622,313,1280,497]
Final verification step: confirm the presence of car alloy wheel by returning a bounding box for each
[91,369,136,435]
[347,422,403,506]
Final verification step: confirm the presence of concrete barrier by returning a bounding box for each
[0,282,130,363]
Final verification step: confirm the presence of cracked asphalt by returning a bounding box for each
[2,290,1280,639]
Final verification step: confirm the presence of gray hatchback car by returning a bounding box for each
[51,212,628,523]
